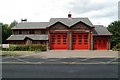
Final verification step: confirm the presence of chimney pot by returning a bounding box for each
[21,19,27,22]
[68,13,72,18]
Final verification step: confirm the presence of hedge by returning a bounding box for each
[112,43,120,51]
[2,44,47,51]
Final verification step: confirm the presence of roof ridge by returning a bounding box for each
[19,22,49,24]
[50,17,89,19]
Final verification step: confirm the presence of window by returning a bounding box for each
[78,35,82,44]
[99,40,101,44]
[19,31,22,34]
[73,35,76,44]
[73,38,76,44]
[103,40,106,42]
[73,39,76,44]
[57,35,61,44]
[32,41,37,44]
[13,42,16,44]
[84,39,87,42]
[78,35,81,37]
[29,30,34,34]
[41,30,46,34]
[84,35,88,39]
[84,35,88,44]
[13,30,19,34]
[94,40,97,44]
[73,35,76,38]
[103,40,106,45]
[63,35,66,44]
[52,35,55,44]
[73,38,76,42]
[78,40,82,44]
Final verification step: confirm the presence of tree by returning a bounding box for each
[2,24,10,44]
[9,20,18,28]
[0,23,2,44]
[2,20,18,44]
[107,21,120,48]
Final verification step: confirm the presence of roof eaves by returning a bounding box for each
[93,34,112,36]
[12,28,47,30]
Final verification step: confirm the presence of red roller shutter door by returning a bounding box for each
[72,34,88,50]
[94,38,107,50]
[50,33,68,50]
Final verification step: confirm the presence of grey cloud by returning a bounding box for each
[66,0,118,26]
[68,1,116,14]
[91,8,117,19]
[67,0,118,22]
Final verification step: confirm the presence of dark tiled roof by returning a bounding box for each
[93,25,112,35]
[12,18,93,29]
[7,25,111,41]
[49,18,93,27]
[7,35,48,40]
[10,18,112,37]
[12,22,49,29]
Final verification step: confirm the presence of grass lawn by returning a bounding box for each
[0,51,35,57]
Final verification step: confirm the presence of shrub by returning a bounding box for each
[31,44,46,51]
[112,43,120,51]
[3,44,47,51]
[8,44,17,51]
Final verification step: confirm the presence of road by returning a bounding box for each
[2,64,119,78]
[1,56,119,63]
[1,56,119,78]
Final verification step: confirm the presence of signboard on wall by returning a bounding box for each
[2,44,9,48]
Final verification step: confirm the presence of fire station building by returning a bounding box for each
[7,14,112,50]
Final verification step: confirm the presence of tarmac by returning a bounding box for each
[1,50,119,78]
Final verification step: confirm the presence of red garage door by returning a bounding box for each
[50,33,68,50]
[72,33,88,50]
[94,38,107,50]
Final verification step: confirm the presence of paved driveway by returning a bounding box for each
[1,50,119,64]
[20,50,119,58]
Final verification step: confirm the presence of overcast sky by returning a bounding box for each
[0,0,119,26]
